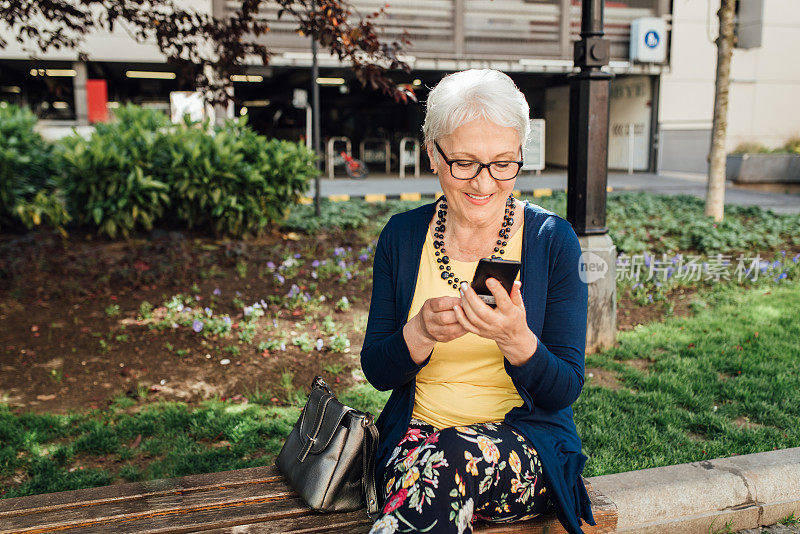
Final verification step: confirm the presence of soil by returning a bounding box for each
[1,229,704,415]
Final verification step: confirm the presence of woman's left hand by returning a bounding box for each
[454,278,538,366]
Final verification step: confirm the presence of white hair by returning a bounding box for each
[422,69,530,161]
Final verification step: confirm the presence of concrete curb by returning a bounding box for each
[586,447,800,533]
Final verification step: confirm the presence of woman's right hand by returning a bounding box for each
[404,296,468,364]
[416,296,469,343]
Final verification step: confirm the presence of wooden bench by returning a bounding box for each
[0,465,617,533]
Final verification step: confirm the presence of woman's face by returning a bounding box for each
[429,117,520,227]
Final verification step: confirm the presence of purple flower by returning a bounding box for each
[192,319,204,333]
[311,260,320,267]
[287,284,301,298]
[337,260,347,270]
[260,299,268,309]
[772,260,781,269]
[666,267,674,279]
[184,307,192,314]
[204,307,213,317]
[778,272,788,279]
[266,261,275,270]
[213,287,221,296]
[321,260,328,265]
[315,338,324,351]
[235,290,241,297]
[334,247,345,257]
[781,250,786,257]
[223,316,232,325]
[347,246,352,251]
[176,303,184,312]
[644,254,651,267]
[359,254,369,261]
[274,273,285,285]
[294,253,301,258]
[655,281,662,287]
[632,283,642,290]
[793,253,800,263]
[647,294,653,303]
[345,271,353,280]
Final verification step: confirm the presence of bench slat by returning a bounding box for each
[0,466,616,533]
[2,481,297,532]
[0,466,286,518]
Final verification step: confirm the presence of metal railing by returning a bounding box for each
[399,137,420,179]
[223,0,666,62]
[326,137,352,180]
[359,138,391,174]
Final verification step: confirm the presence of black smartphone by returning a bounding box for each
[470,258,521,308]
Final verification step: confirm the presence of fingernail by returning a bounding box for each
[486,278,496,288]
[460,281,468,291]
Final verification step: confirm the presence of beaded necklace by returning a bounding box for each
[432,193,516,289]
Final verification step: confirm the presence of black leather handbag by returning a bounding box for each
[275,375,380,519]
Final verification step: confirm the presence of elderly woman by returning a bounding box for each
[361,69,595,534]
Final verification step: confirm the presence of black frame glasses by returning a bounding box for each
[434,141,523,181]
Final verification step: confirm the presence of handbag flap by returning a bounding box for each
[299,387,355,455]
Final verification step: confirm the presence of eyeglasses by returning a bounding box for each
[434,141,523,181]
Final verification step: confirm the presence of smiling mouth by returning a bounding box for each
[464,192,493,200]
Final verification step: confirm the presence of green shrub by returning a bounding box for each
[0,104,68,232]
[731,137,800,155]
[163,116,319,237]
[56,106,317,238]
[784,136,800,155]
[56,105,171,238]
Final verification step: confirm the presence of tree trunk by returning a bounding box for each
[706,0,736,221]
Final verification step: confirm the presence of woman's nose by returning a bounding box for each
[471,166,496,190]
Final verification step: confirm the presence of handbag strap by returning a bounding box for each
[362,414,381,520]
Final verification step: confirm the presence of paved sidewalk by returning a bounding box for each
[305,170,800,215]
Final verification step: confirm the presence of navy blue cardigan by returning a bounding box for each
[360,199,595,534]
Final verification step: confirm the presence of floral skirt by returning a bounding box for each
[368,418,552,534]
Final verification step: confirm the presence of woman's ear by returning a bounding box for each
[427,145,437,174]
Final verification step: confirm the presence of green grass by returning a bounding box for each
[0,382,391,500]
[779,512,799,526]
[1,276,797,500]
[0,399,302,499]
[577,280,800,477]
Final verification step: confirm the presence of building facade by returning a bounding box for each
[11,1,792,176]
[658,0,800,174]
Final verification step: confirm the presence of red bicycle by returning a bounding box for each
[340,151,369,179]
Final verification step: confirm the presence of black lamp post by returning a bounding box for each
[567,0,612,236]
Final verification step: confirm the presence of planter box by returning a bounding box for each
[726,153,800,183]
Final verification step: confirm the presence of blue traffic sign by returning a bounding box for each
[644,30,660,48]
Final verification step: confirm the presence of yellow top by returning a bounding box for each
[408,217,525,430]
